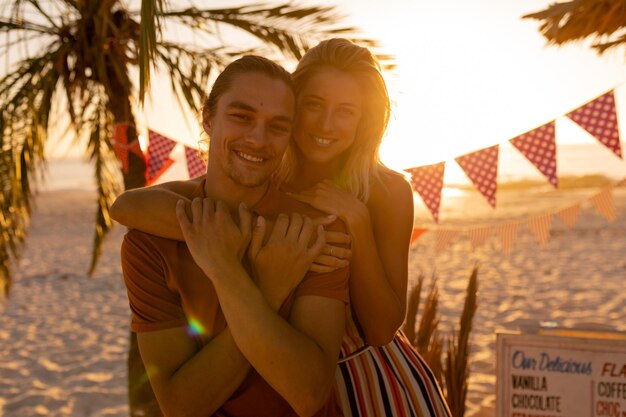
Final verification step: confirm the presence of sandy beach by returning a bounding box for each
[1,185,625,417]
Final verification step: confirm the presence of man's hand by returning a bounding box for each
[176,198,252,276]
[248,213,325,310]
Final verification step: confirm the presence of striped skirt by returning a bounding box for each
[334,331,451,417]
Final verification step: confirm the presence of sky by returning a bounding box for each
[42,0,626,182]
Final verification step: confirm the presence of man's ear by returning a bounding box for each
[202,109,212,135]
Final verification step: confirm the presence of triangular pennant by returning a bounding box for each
[556,204,581,229]
[455,145,499,208]
[509,121,558,188]
[405,162,445,222]
[467,225,492,251]
[147,130,177,183]
[567,91,622,159]
[146,158,175,186]
[410,227,428,245]
[113,123,130,173]
[496,222,519,255]
[589,189,616,222]
[527,213,553,247]
[185,146,207,178]
[435,229,459,253]
[128,139,145,159]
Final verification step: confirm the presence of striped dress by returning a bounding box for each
[334,308,451,417]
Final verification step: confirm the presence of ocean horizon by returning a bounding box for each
[41,143,626,193]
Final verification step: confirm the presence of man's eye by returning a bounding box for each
[271,124,291,134]
[231,113,250,121]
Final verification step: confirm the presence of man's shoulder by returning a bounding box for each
[123,228,179,256]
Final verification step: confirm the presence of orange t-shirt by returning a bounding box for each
[121,179,349,417]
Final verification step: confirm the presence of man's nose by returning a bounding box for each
[244,122,267,146]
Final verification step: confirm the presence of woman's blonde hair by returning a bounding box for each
[276,38,391,202]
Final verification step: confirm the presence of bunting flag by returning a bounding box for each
[589,189,616,222]
[147,130,177,185]
[509,121,558,188]
[455,145,499,208]
[112,123,145,174]
[556,204,581,229]
[496,222,519,255]
[467,225,493,251]
[435,230,459,253]
[567,91,622,159]
[184,146,207,178]
[528,213,554,247]
[410,227,429,245]
[405,162,445,222]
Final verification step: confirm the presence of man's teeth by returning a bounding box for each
[238,152,263,162]
[313,136,333,146]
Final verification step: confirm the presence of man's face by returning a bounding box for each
[205,72,295,188]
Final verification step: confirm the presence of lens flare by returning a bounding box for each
[186,317,206,337]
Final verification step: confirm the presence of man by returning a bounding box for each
[120,56,348,416]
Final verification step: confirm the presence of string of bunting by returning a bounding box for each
[111,126,207,185]
[409,178,624,254]
[110,87,623,256]
[405,87,624,254]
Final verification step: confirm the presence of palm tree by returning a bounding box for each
[523,0,626,54]
[0,1,378,414]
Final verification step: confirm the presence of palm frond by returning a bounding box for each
[84,97,120,276]
[161,3,354,60]
[139,0,166,103]
[523,0,626,54]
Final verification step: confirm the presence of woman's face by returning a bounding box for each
[293,67,363,166]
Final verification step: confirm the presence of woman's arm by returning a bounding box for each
[110,177,203,240]
[290,172,414,346]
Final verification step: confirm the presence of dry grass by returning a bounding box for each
[404,266,479,417]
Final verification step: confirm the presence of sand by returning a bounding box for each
[1,186,625,417]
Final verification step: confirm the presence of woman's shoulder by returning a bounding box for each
[368,166,413,208]
[371,166,412,196]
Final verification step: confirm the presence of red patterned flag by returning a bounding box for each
[567,91,622,159]
[147,130,177,185]
[510,121,558,188]
[589,189,616,222]
[496,222,519,255]
[113,123,130,173]
[528,213,553,247]
[405,162,445,222]
[435,229,459,253]
[556,204,581,229]
[467,225,492,251]
[185,146,207,178]
[410,227,428,245]
[113,123,146,173]
[455,145,499,208]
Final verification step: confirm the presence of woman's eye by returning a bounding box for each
[305,101,322,110]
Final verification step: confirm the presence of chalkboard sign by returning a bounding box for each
[496,329,626,417]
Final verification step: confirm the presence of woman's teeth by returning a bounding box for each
[313,136,333,146]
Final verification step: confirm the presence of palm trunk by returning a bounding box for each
[107,79,161,416]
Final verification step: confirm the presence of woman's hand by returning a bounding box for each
[176,198,252,277]
[289,179,368,227]
[247,213,325,310]
[310,229,351,273]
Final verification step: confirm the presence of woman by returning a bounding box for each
[112,38,450,417]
